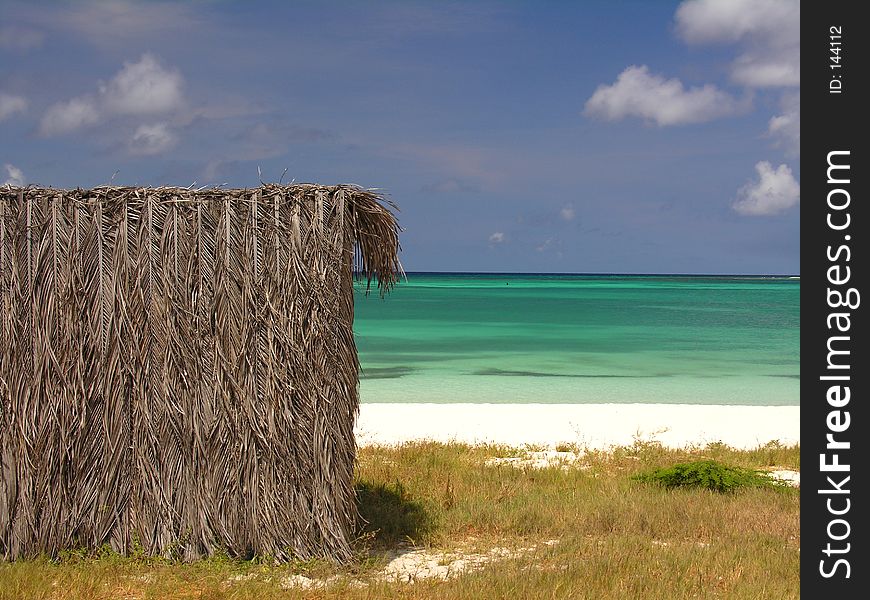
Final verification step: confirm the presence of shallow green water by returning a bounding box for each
[353,274,799,405]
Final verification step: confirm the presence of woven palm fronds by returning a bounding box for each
[0,183,400,562]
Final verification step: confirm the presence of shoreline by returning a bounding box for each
[355,403,800,450]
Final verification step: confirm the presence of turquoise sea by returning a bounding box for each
[353,274,799,406]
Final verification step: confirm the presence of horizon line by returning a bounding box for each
[394,271,801,278]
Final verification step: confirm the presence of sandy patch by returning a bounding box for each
[766,469,800,487]
[378,539,558,583]
[273,539,560,589]
[484,450,589,470]
[279,573,358,590]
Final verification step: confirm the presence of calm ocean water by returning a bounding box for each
[353,273,799,406]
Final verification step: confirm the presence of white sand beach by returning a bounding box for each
[355,403,800,450]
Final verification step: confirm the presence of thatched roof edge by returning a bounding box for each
[0,182,402,296]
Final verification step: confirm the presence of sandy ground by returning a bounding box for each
[355,403,800,450]
[275,540,561,589]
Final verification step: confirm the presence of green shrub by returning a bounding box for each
[632,460,778,493]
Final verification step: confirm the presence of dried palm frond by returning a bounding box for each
[0,184,400,562]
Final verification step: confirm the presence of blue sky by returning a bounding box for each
[1,0,800,274]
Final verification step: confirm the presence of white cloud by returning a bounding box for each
[584,65,742,126]
[676,0,800,211]
[100,53,184,116]
[733,161,799,216]
[0,26,45,51]
[2,164,25,186]
[767,92,799,156]
[560,204,575,221]
[675,0,799,88]
[0,93,27,121]
[675,0,797,44]
[129,122,176,155]
[37,53,185,144]
[489,232,505,244]
[39,97,100,135]
[730,53,799,88]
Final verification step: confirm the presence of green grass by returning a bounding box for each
[0,441,800,599]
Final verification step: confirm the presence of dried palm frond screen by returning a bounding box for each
[0,184,400,562]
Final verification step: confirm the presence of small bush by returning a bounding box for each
[632,460,778,493]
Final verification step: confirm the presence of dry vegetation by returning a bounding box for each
[0,440,800,600]
[0,185,400,561]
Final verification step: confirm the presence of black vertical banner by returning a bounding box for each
[802,2,868,596]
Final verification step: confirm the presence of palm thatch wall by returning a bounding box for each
[0,184,400,562]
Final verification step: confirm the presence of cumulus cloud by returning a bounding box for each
[0,93,27,121]
[675,0,797,44]
[489,232,505,244]
[675,0,799,88]
[733,161,799,216]
[2,164,25,186]
[129,122,176,155]
[99,53,184,116]
[767,92,799,156]
[674,1,801,210]
[37,53,185,154]
[560,204,575,221]
[730,54,799,88]
[39,97,100,135]
[584,65,742,126]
